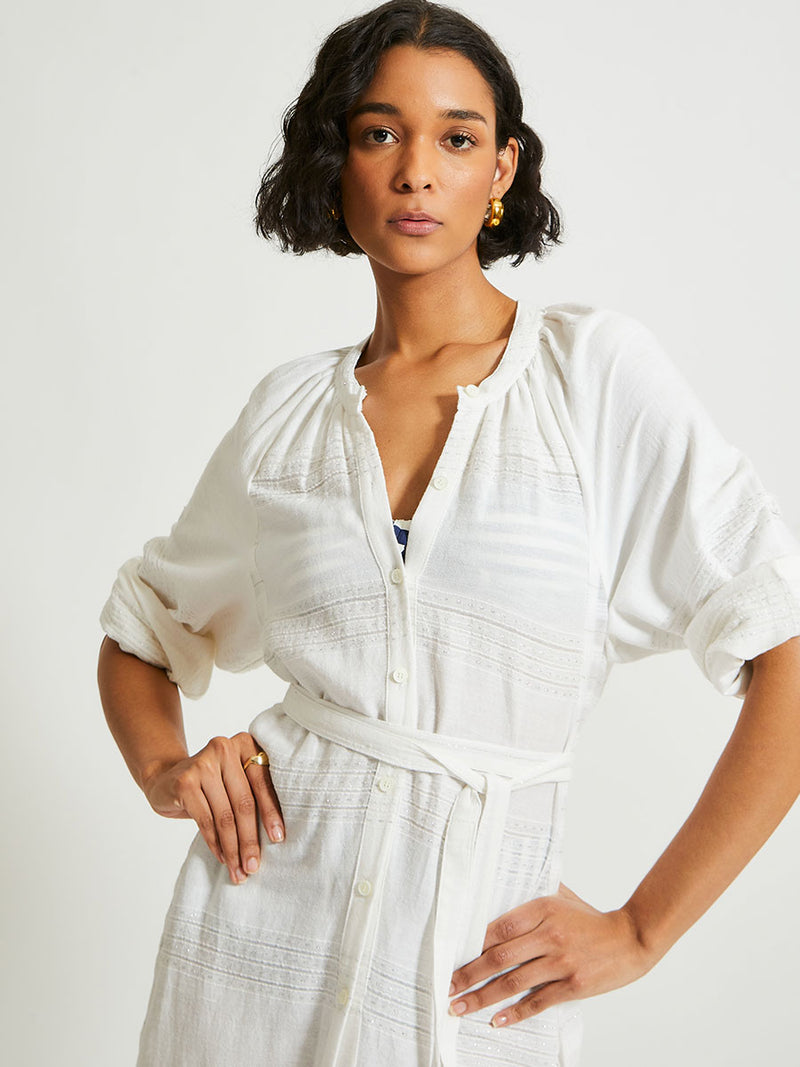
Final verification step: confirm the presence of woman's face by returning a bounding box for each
[339,44,518,277]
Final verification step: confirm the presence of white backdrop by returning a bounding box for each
[2,1,799,1063]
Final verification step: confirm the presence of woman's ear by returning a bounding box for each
[492,136,519,198]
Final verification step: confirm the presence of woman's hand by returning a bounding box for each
[142,732,285,886]
[448,882,654,1028]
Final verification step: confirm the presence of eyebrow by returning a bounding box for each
[348,101,488,124]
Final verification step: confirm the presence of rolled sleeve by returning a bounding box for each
[684,555,800,696]
[99,406,266,700]
[568,310,800,697]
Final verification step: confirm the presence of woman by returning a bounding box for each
[97,1,800,1064]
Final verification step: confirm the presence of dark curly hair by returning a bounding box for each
[254,0,562,269]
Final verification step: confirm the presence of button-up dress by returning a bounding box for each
[100,298,800,1066]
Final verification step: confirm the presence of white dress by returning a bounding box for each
[100,298,800,1066]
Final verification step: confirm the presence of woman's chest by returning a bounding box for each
[248,392,590,631]
[358,385,457,520]
[248,393,595,737]
[353,342,509,520]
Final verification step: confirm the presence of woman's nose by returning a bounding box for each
[393,137,436,192]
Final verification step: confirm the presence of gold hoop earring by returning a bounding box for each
[483,197,504,228]
[330,205,340,221]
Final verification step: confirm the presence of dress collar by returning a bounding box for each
[334,298,545,413]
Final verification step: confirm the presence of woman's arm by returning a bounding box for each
[97,636,286,885]
[448,635,800,1026]
[97,635,190,791]
[621,633,800,961]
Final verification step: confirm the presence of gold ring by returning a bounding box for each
[243,750,269,771]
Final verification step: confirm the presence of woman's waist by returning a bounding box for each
[250,681,573,793]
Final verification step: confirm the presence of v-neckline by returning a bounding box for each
[336,298,541,574]
[342,298,529,405]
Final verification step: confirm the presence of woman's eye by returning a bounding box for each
[364,128,397,144]
[362,128,477,150]
[448,133,477,150]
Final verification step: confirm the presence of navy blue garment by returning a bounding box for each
[392,519,410,560]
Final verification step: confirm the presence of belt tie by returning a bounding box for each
[263,684,573,1066]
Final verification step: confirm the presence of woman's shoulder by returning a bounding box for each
[537,299,713,458]
[539,300,685,404]
[540,300,657,364]
[248,343,348,403]
[236,342,352,442]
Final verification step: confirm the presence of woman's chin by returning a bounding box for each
[361,238,480,278]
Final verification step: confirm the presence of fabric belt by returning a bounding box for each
[272,682,573,1066]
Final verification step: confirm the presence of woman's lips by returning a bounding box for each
[389,218,442,235]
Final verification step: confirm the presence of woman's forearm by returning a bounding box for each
[97,635,287,882]
[97,635,190,793]
[621,635,800,964]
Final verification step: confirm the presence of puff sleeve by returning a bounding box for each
[99,400,265,699]
[573,311,800,697]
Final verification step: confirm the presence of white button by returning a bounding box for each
[336,986,350,1006]
[356,879,373,897]
[432,474,448,490]
[377,776,393,792]
[390,567,404,585]
[464,383,480,397]
[391,667,408,684]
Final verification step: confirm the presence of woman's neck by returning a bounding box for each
[360,261,518,369]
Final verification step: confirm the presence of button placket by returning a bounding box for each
[386,558,412,724]
[345,402,410,725]
[347,340,517,733]
[393,407,474,731]
[399,406,474,588]
[323,762,403,1059]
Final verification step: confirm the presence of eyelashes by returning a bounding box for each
[362,127,479,151]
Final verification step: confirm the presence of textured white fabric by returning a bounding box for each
[270,682,573,1065]
[101,298,800,1066]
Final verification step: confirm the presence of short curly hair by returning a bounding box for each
[254,0,562,269]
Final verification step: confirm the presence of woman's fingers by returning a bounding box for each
[210,733,286,883]
[448,951,564,1021]
[174,785,224,866]
[242,737,286,845]
[200,754,251,884]
[149,733,284,885]
[449,894,654,1028]
[451,920,547,1001]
